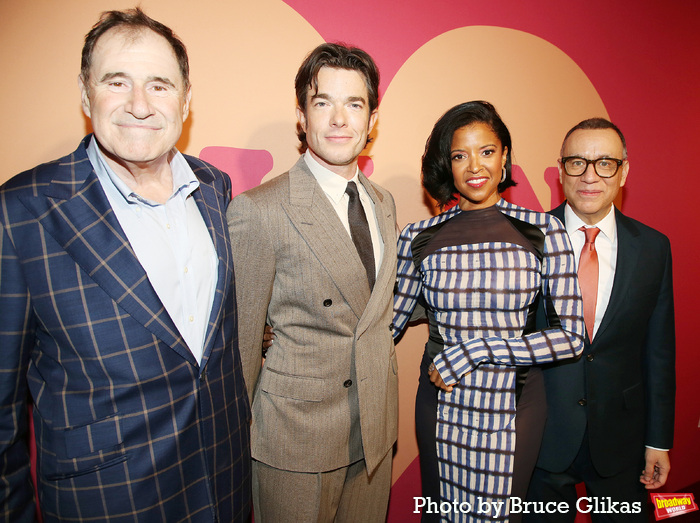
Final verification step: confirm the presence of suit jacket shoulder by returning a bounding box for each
[1,136,93,200]
[551,202,670,246]
[184,154,232,196]
[615,207,671,247]
[236,167,293,205]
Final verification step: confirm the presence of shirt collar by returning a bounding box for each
[87,135,199,206]
[303,150,360,205]
[565,202,617,243]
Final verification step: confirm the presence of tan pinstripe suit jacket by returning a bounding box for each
[227,157,398,475]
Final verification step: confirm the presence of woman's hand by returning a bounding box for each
[428,362,453,392]
[262,324,275,358]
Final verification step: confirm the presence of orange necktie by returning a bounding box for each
[578,226,600,342]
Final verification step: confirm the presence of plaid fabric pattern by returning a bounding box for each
[0,137,251,522]
[394,200,584,521]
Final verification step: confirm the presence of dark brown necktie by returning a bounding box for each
[346,181,375,290]
[578,226,600,342]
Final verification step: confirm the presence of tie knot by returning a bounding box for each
[580,226,600,244]
[346,181,359,199]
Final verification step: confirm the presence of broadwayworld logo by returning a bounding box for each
[650,493,698,520]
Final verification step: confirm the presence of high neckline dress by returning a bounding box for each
[394,200,584,522]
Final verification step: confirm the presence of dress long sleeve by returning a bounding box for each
[393,222,426,338]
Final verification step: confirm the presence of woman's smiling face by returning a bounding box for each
[451,122,507,211]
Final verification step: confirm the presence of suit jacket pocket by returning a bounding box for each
[43,414,130,481]
[63,414,123,458]
[259,367,325,402]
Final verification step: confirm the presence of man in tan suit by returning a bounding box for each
[227,43,398,521]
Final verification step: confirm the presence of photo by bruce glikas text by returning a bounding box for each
[414,496,643,518]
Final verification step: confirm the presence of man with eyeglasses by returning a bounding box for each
[525,118,675,521]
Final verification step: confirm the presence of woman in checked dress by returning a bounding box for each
[393,101,585,522]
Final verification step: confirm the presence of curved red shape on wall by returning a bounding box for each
[200,146,274,197]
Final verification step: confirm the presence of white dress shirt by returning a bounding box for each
[565,203,617,340]
[303,151,384,276]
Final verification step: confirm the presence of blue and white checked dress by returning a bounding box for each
[394,200,584,521]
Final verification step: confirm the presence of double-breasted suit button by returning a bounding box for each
[586,354,594,362]
[323,299,332,307]
[343,379,353,388]
[578,399,587,406]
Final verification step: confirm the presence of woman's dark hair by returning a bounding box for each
[422,101,515,207]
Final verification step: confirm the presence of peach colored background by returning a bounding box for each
[2,0,698,519]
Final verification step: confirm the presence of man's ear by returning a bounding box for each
[182,86,192,122]
[78,75,91,118]
[619,159,629,188]
[368,108,378,134]
[557,159,565,185]
[295,106,307,132]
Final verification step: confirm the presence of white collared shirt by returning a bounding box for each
[303,151,384,277]
[88,137,217,364]
[565,203,617,340]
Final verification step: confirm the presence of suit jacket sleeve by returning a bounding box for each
[0,206,36,521]
[227,193,275,404]
[644,236,676,449]
[433,215,585,386]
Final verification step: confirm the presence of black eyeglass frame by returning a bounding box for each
[560,156,626,178]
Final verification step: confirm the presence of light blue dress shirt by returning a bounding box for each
[87,137,217,363]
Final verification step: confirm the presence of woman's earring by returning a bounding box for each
[501,167,507,183]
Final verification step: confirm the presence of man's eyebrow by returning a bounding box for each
[148,76,177,88]
[309,93,367,104]
[98,72,176,88]
[346,96,367,104]
[310,92,331,101]
[99,71,129,82]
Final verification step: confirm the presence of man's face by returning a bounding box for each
[559,128,629,225]
[79,28,191,174]
[296,66,378,180]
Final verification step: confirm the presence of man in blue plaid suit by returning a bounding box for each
[0,8,251,522]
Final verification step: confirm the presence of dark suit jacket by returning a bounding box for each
[228,157,398,476]
[536,202,675,477]
[0,136,251,522]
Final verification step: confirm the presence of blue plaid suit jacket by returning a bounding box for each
[0,136,251,522]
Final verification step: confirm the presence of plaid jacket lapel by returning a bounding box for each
[21,137,194,364]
